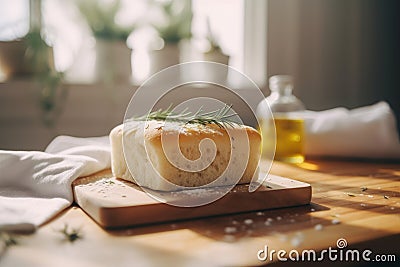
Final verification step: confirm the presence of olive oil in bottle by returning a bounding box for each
[272,117,304,163]
[257,75,305,163]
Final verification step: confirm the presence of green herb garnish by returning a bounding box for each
[57,224,83,243]
[132,104,240,128]
[0,232,18,248]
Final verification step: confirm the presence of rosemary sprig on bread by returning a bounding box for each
[132,104,240,128]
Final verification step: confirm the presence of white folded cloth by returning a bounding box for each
[304,101,400,159]
[0,136,110,229]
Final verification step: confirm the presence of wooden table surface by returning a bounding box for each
[1,159,399,266]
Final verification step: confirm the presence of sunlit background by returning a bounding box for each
[0,0,399,150]
[0,0,243,83]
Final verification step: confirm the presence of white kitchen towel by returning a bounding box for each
[0,136,110,228]
[304,101,400,159]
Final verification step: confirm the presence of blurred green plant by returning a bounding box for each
[151,0,193,44]
[24,30,65,127]
[76,0,134,40]
[24,30,54,74]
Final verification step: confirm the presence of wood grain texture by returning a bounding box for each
[72,171,311,228]
[1,159,399,267]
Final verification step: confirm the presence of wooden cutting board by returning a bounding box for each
[73,170,311,228]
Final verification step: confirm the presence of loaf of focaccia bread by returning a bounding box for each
[110,120,261,191]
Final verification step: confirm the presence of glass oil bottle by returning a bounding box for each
[257,75,305,163]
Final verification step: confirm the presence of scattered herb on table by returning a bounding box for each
[57,224,83,243]
[361,187,368,192]
[0,232,18,248]
[104,180,115,185]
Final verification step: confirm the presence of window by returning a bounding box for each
[0,0,267,86]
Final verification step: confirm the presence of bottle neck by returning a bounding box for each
[271,85,293,97]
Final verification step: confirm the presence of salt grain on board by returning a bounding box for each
[244,219,253,225]
[314,224,323,231]
[224,227,237,234]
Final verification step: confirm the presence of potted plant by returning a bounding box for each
[203,17,229,66]
[24,29,66,127]
[0,0,65,126]
[0,39,31,79]
[0,0,54,79]
[76,0,135,84]
[148,0,192,75]
[187,18,229,83]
